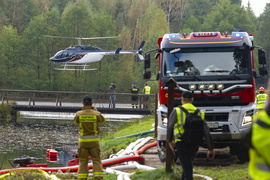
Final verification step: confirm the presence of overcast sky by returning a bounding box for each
[241,0,269,17]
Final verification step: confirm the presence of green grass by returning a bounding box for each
[2,114,250,179]
[100,115,155,159]
[193,163,249,180]
[0,102,12,120]
[103,115,154,138]
[130,163,249,180]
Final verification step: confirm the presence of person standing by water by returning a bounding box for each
[74,95,106,180]
[142,82,151,109]
[130,84,139,108]
[109,82,116,108]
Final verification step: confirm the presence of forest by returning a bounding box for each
[0,0,269,94]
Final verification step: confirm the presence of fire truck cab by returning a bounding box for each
[143,31,267,162]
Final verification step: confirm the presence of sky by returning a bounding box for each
[241,0,269,17]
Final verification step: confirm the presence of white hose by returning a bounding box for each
[110,164,137,170]
[132,161,155,171]
[107,137,213,180]
[105,167,134,180]
[117,138,145,157]
[132,137,153,152]
[194,174,213,180]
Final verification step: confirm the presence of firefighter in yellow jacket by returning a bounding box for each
[74,95,106,180]
[256,87,268,110]
[248,82,270,179]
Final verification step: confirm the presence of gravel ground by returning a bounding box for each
[0,120,78,152]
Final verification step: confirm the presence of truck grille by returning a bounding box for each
[205,113,229,122]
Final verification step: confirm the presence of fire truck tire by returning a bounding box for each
[229,144,237,155]
[158,146,166,163]
[234,144,249,163]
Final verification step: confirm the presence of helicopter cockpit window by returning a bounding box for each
[54,50,64,58]
[62,52,69,58]
[70,53,75,58]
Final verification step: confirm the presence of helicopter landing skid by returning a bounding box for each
[54,63,97,71]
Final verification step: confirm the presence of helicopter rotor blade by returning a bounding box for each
[43,35,117,40]
[138,41,145,50]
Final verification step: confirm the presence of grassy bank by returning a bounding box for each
[100,114,249,180]
[1,114,249,179]
[100,114,155,159]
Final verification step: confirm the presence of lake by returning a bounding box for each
[0,111,143,170]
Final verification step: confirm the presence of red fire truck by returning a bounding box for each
[143,31,267,162]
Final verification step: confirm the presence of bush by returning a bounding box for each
[0,102,12,120]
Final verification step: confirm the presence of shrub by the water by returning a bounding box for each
[0,102,12,120]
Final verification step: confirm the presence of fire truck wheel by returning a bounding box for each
[158,146,166,163]
[229,144,237,155]
[234,144,249,163]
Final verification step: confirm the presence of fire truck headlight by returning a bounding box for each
[199,84,206,90]
[207,84,215,90]
[242,110,253,126]
[217,83,224,90]
[189,84,197,91]
[162,117,168,125]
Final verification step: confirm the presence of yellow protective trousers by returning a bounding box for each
[78,141,103,180]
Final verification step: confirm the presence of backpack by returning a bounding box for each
[179,106,204,146]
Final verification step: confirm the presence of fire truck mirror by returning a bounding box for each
[144,53,151,68]
[252,70,257,78]
[143,71,151,79]
[258,49,266,64]
[156,73,160,80]
[259,67,268,76]
[154,52,160,59]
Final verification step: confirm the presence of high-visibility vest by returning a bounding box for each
[256,93,268,110]
[249,111,270,179]
[144,86,151,94]
[174,103,205,142]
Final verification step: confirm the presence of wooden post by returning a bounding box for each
[33,93,35,105]
[154,93,158,138]
[163,78,178,173]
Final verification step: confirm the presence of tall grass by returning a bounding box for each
[0,102,12,120]
[100,115,155,159]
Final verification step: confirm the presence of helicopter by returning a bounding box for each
[44,35,145,70]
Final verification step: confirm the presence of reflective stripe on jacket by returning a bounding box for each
[249,110,270,180]
[131,87,139,94]
[74,105,106,142]
[257,93,267,110]
[174,103,205,142]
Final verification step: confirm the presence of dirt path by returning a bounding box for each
[141,144,239,168]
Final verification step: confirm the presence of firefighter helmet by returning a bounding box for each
[259,87,265,92]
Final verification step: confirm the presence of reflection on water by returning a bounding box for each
[0,112,143,170]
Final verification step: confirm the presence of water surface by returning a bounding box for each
[0,112,142,170]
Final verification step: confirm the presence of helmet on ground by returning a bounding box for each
[259,87,265,92]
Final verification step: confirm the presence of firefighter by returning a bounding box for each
[130,84,139,108]
[74,95,106,180]
[256,87,268,111]
[167,91,215,180]
[248,83,270,179]
[142,82,151,109]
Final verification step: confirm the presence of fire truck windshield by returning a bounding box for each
[162,46,251,77]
